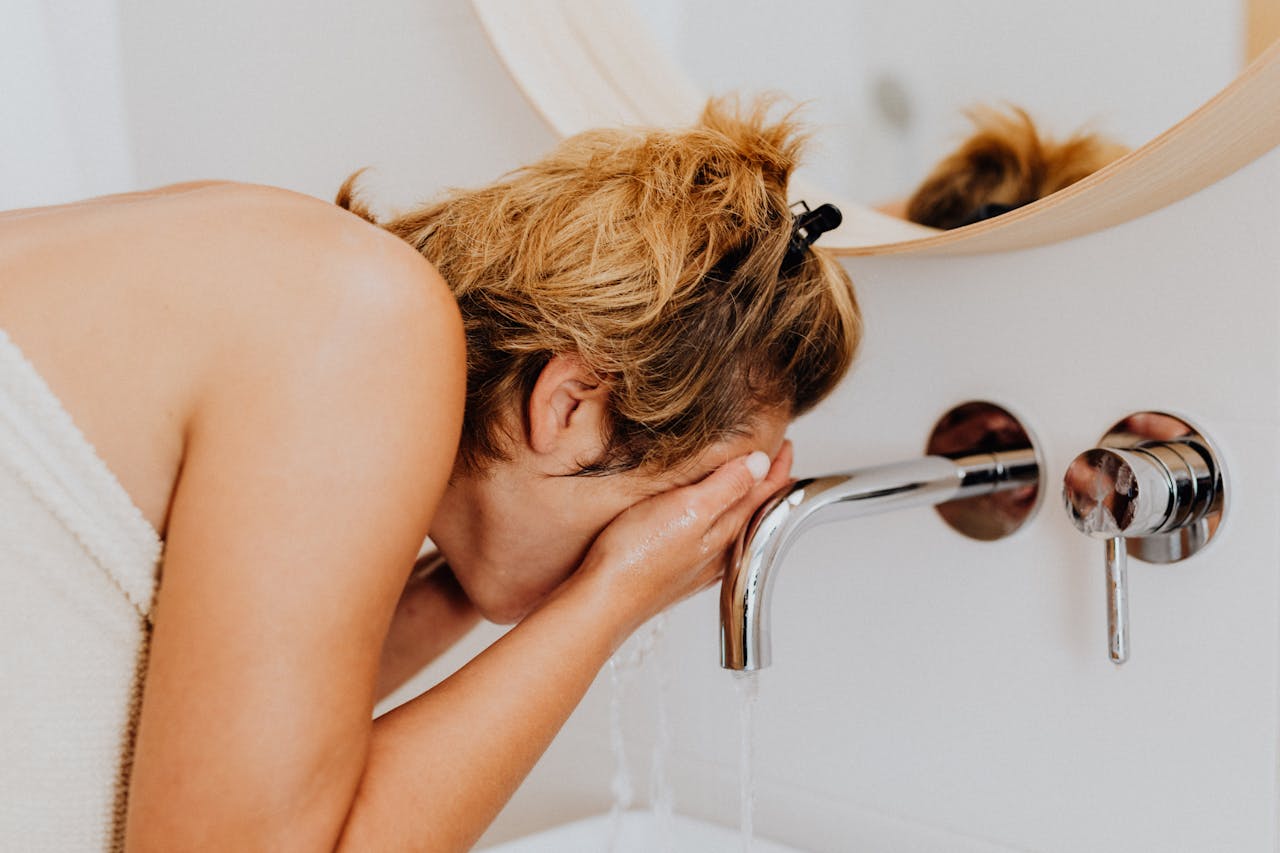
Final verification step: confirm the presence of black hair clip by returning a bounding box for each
[782,201,842,272]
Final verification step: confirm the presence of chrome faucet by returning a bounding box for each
[720,402,1041,671]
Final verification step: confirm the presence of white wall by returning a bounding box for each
[1,0,136,208]
[97,1,1280,850]
[118,0,555,212]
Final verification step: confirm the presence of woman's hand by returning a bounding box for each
[572,441,795,637]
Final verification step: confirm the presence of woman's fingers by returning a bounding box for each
[687,450,771,523]
[703,441,795,554]
[717,441,794,523]
[760,440,794,493]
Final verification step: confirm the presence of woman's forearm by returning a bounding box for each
[337,566,631,852]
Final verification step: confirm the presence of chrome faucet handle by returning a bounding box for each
[1103,537,1129,664]
[1062,413,1226,664]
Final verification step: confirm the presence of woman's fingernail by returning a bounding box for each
[745,451,770,482]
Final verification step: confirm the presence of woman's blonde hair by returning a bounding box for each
[338,97,862,474]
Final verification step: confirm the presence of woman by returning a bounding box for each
[0,99,860,851]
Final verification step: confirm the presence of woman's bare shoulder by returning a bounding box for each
[207,182,454,305]
[143,182,465,391]
[1,176,464,402]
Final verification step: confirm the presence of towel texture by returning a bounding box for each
[0,327,164,851]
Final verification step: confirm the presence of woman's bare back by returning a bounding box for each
[0,181,407,538]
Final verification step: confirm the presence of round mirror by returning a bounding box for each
[473,0,1280,254]
[637,1,1246,207]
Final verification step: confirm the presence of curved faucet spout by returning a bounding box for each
[719,449,1037,671]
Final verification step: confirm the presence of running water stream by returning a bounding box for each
[605,657,634,852]
[606,614,674,853]
[605,616,762,853]
[648,617,675,852]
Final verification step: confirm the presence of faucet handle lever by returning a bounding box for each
[1104,537,1128,664]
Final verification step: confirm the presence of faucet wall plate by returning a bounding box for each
[925,401,1043,541]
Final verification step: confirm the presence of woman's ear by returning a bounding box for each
[526,354,610,469]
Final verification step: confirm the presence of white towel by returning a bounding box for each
[0,326,164,851]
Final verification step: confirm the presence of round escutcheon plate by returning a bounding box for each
[925,401,1043,541]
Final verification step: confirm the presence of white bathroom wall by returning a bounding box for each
[117,0,554,212]
[1,0,137,208]
[103,1,1279,850]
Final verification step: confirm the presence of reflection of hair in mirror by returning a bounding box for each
[905,105,1129,229]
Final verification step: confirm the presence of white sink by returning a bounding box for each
[479,810,810,853]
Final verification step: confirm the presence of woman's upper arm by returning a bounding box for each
[125,243,465,851]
